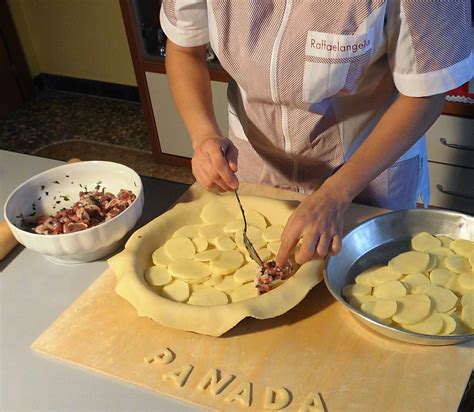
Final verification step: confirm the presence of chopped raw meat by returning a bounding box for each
[26,189,136,235]
[254,260,293,294]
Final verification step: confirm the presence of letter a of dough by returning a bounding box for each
[298,392,325,412]
[263,386,291,410]
[162,364,194,387]
[224,382,252,407]
[197,368,235,396]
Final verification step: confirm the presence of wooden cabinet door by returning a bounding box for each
[0,0,33,118]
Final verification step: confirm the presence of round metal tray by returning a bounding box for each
[325,208,474,346]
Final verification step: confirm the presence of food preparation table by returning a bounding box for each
[1,150,473,411]
[0,150,195,411]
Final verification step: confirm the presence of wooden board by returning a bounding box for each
[32,183,474,411]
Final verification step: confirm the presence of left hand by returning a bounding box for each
[275,185,350,266]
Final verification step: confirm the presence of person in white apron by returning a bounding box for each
[160,1,473,265]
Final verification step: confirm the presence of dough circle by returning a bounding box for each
[109,192,324,336]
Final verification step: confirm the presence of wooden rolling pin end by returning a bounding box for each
[0,220,19,261]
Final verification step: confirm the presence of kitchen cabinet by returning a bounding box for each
[120,0,230,167]
[426,115,474,214]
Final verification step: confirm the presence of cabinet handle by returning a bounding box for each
[436,184,474,200]
[440,138,474,151]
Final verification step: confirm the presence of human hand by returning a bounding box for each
[191,136,239,192]
[276,185,350,266]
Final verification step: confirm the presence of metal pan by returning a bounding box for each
[325,208,474,345]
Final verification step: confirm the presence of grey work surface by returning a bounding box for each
[0,150,197,411]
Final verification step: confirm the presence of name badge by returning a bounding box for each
[305,28,374,58]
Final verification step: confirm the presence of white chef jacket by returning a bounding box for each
[160,1,473,209]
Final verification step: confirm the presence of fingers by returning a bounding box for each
[328,234,342,256]
[276,224,300,267]
[192,138,239,192]
[225,142,239,173]
[204,142,239,190]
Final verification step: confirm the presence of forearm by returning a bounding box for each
[323,93,447,201]
[165,40,221,148]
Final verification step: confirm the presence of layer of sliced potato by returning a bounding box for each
[146,200,299,308]
[345,232,473,336]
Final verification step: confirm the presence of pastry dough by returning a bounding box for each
[108,192,323,336]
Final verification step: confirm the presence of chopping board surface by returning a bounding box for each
[31,183,474,411]
[32,269,473,411]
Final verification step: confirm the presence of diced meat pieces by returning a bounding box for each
[28,189,136,235]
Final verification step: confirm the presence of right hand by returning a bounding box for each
[191,136,239,192]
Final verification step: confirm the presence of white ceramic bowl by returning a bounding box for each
[4,161,144,264]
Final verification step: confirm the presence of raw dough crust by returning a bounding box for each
[109,192,323,337]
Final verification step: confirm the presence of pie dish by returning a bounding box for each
[108,191,323,336]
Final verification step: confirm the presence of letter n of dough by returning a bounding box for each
[224,382,252,407]
[298,392,325,412]
[162,364,194,388]
[154,348,175,364]
[263,386,292,410]
[197,368,235,396]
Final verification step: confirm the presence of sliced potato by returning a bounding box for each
[267,241,281,255]
[342,284,372,298]
[458,272,474,290]
[145,266,172,287]
[401,273,431,293]
[200,201,236,224]
[411,232,441,252]
[161,279,190,302]
[450,239,474,258]
[415,285,458,313]
[203,275,223,286]
[439,313,457,335]
[223,219,244,234]
[230,282,259,302]
[152,246,173,267]
[461,290,474,307]
[425,254,439,272]
[210,250,244,275]
[254,248,272,263]
[234,261,259,283]
[192,237,208,253]
[215,276,241,292]
[348,294,378,309]
[429,268,455,288]
[245,210,268,230]
[392,294,431,324]
[461,303,474,329]
[402,313,444,335]
[365,266,403,286]
[262,225,284,243]
[469,251,474,268]
[198,224,224,242]
[373,281,407,299]
[436,235,453,248]
[168,260,211,281]
[373,299,398,319]
[246,226,267,249]
[389,251,430,275]
[188,287,229,306]
[355,265,384,287]
[445,255,471,274]
[446,275,469,297]
[164,237,195,261]
[429,247,454,257]
[194,249,221,262]
[214,235,236,251]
